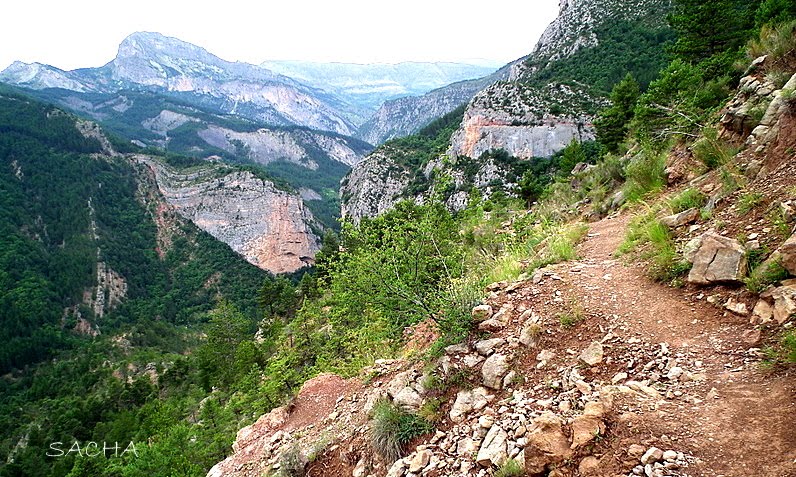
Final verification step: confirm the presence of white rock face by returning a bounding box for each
[340,150,414,223]
[139,156,319,274]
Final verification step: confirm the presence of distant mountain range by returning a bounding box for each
[0,32,498,142]
[261,60,498,112]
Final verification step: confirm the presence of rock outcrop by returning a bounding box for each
[685,232,747,285]
[140,157,319,273]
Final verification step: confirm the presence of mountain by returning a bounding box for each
[261,60,498,113]
[0,32,359,135]
[342,0,674,222]
[354,71,504,145]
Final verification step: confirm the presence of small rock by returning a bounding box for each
[724,297,749,316]
[686,232,747,285]
[612,372,628,384]
[578,456,600,475]
[472,304,494,322]
[662,450,678,462]
[408,449,432,473]
[475,425,508,467]
[579,341,604,366]
[475,338,506,356]
[628,444,646,459]
[641,447,664,465]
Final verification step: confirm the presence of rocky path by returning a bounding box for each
[550,214,796,476]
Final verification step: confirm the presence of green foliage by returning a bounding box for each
[619,209,692,284]
[524,18,675,93]
[622,147,668,203]
[692,127,739,171]
[747,19,796,62]
[745,258,790,292]
[669,0,759,64]
[369,399,432,462]
[668,188,707,213]
[755,0,796,27]
[494,459,525,477]
[595,74,642,152]
[737,192,766,215]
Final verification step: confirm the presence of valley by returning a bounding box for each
[1,0,796,476]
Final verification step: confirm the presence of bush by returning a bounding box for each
[747,19,796,62]
[370,399,433,462]
[494,459,525,477]
[619,210,692,284]
[691,128,738,171]
[623,148,667,203]
[745,258,789,293]
[669,188,707,213]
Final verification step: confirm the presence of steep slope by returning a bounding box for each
[0,32,358,135]
[140,157,320,273]
[355,69,507,146]
[343,0,673,221]
[449,0,672,161]
[262,61,497,120]
[0,88,279,371]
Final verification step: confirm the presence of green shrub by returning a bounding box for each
[619,210,692,284]
[748,19,796,62]
[745,258,790,293]
[623,148,667,203]
[370,399,433,461]
[494,459,525,477]
[692,128,738,170]
[669,188,707,213]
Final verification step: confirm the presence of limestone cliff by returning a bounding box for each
[341,0,672,222]
[140,157,320,274]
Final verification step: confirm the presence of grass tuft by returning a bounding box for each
[370,399,433,462]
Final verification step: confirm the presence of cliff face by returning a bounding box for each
[450,82,602,160]
[355,73,503,146]
[140,157,320,274]
[341,0,672,222]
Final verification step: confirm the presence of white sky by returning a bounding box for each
[0,0,560,71]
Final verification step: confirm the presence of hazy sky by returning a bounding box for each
[0,0,560,71]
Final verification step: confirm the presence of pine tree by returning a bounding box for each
[669,0,761,63]
[595,74,641,153]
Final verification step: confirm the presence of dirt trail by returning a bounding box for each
[562,214,796,476]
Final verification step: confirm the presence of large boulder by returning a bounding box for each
[481,354,510,389]
[525,412,572,473]
[475,425,509,467]
[686,232,747,285]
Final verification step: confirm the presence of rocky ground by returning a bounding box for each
[208,212,796,477]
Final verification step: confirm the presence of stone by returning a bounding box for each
[524,412,572,473]
[503,370,518,388]
[579,341,604,366]
[478,318,508,332]
[385,459,407,477]
[472,304,494,322]
[724,297,749,315]
[570,414,605,449]
[393,387,423,411]
[666,367,684,381]
[641,447,664,465]
[752,299,774,323]
[583,401,608,418]
[662,450,678,462]
[612,372,628,384]
[408,448,432,473]
[456,437,478,456]
[475,338,506,356]
[628,444,647,459]
[686,232,747,285]
[482,354,510,389]
[475,425,508,467]
[780,233,796,275]
[769,282,796,324]
[450,390,475,422]
[444,343,469,355]
[352,458,367,477]
[519,321,542,347]
[537,349,555,363]
[660,208,699,228]
[462,353,485,368]
[578,456,601,475]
